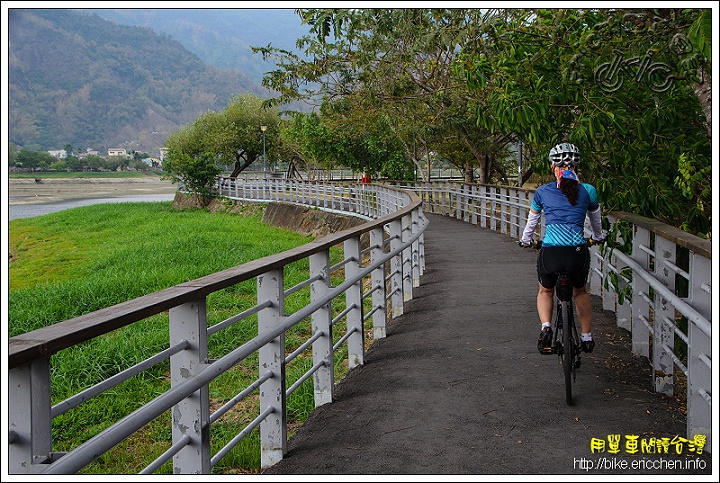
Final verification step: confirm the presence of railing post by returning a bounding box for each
[630,225,651,358]
[608,217,632,331]
[411,209,422,287]
[169,298,211,474]
[401,214,414,301]
[470,184,478,226]
[588,244,604,297]
[500,187,509,234]
[344,236,365,368]
[389,219,404,317]
[441,182,449,216]
[600,246,615,312]
[8,359,53,474]
[461,182,470,223]
[452,182,459,219]
[257,269,287,469]
[510,189,527,240]
[427,182,435,214]
[687,318,712,452]
[653,237,675,396]
[479,185,488,228]
[370,227,388,338]
[490,186,498,231]
[687,252,712,452]
[310,250,334,405]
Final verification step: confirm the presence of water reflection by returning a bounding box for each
[8,194,176,221]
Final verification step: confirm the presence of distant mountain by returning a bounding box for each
[7,8,293,157]
[89,8,311,84]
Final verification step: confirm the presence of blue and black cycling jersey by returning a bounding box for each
[531,182,599,247]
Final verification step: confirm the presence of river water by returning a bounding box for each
[7,194,177,221]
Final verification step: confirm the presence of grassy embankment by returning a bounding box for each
[9,201,353,474]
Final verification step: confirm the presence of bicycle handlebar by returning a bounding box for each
[518,237,604,250]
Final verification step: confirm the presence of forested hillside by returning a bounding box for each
[8,8,266,156]
[89,8,310,85]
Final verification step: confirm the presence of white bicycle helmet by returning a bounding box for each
[549,143,581,167]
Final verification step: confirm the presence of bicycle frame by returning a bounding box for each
[553,273,582,405]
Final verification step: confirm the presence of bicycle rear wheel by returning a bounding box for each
[561,301,573,404]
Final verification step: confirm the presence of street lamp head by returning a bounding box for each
[260,123,267,132]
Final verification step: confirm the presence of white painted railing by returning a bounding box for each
[8,179,711,475]
[402,180,712,453]
[8,181,427,474]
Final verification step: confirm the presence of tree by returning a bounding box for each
[64,155,83,171]
[9,143,18,167]
[107,155,130,171]
[83,154,105,171]
[456,8,711,236]
[15,149,54,170]
[162,151,222,198]
[50,160,67,171]
[164,93,282,180]
[255,9,511,183]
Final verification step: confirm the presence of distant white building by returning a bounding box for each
[48,149,67,159]
[78,148,99,159]
[159,147,169,162]
[108,148,128,157]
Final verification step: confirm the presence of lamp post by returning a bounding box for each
[517,141,523,187]
[260,123,267,179]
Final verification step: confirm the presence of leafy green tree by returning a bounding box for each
[64,155,83,171]
[279,112,335,175]
[15,149,54,170]
[128,158,150,171]
[255,9,510,183]
[50,160,67,171]
[281,109,413,181]
[162,151,222,198]
[8,143,18,167]
[164,93,281,179]
[107,155,130,171]
[83,154,106,171]
[456,8,711,236]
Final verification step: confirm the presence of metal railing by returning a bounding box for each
[8,181,428,474]
[402,180,712,453]
[8,178,712,475]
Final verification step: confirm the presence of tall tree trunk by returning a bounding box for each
[692,71,712,141]
[464,164,474,183]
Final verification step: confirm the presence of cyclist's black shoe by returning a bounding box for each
[537,327,553,354]
[581,339,595,353]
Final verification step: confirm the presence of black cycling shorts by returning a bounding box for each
[536,245,590,289]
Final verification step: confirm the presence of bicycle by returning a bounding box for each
[519,237,602,404]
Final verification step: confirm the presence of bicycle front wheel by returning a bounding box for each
[561,301,573,405]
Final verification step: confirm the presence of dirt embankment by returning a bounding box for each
[8,177,178,205]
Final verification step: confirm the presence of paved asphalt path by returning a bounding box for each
[263,214,713,478]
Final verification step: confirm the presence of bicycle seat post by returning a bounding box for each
[556,273,573,302]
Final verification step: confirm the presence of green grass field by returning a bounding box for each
[8,201,342,474]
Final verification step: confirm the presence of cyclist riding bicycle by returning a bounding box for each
[519,143,605,354]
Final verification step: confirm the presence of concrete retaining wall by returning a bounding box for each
[261,202,367,238]
[172,193,366,238]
